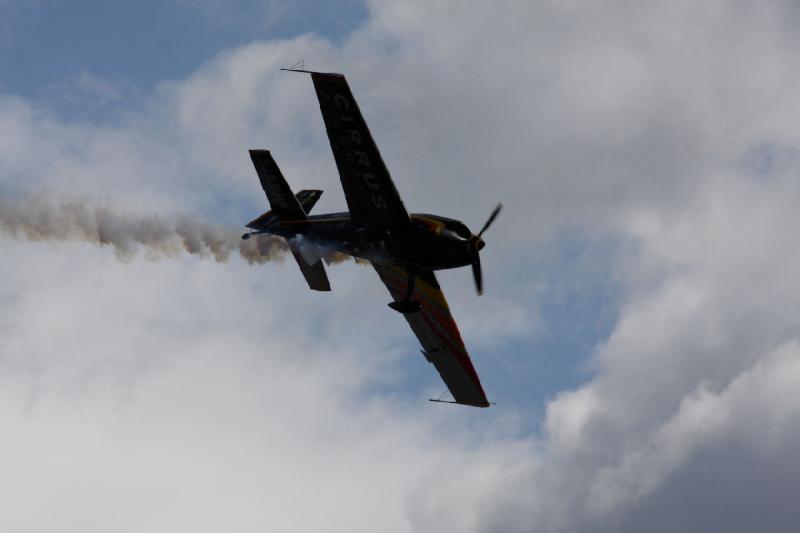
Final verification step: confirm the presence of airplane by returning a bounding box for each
[242,69,501,407]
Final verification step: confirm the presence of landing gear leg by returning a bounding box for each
[388,270,422,314]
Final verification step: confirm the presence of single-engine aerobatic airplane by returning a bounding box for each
[242,69,501,407]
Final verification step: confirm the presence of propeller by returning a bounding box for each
[472,254,483,295]
[471,203,502,295]
[478,203,503,237]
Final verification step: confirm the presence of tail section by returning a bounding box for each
[246,189,323,230]
[247,149,331,292]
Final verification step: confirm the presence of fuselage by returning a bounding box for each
[248,212,482,271]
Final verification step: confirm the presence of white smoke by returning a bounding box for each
[0,194,287,264]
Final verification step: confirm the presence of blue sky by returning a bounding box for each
[1,1,365,98]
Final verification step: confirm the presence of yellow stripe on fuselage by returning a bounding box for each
[410,215,445,235]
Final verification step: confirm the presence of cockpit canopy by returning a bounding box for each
[411,214,472,239]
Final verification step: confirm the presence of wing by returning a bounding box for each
[373,264,490,407]
[308,72,411,231]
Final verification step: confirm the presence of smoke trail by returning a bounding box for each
[0,194,352,265]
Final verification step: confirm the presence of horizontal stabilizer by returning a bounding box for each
[249,150,306,219]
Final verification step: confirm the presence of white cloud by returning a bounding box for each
[3,1,800,532]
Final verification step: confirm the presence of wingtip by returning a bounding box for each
[280,68,345,80]
[428,398,492,408]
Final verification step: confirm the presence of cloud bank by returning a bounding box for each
[2,1,800,532]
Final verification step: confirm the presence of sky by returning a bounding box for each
[2,1,800,532]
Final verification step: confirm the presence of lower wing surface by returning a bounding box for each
[373,264,490,407]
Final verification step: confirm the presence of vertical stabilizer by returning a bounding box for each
[288,240,331,291]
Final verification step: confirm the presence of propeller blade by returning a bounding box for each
[478,203,503,237]
[472,255,483,295]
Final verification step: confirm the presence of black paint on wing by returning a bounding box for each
[310,73,411,231]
